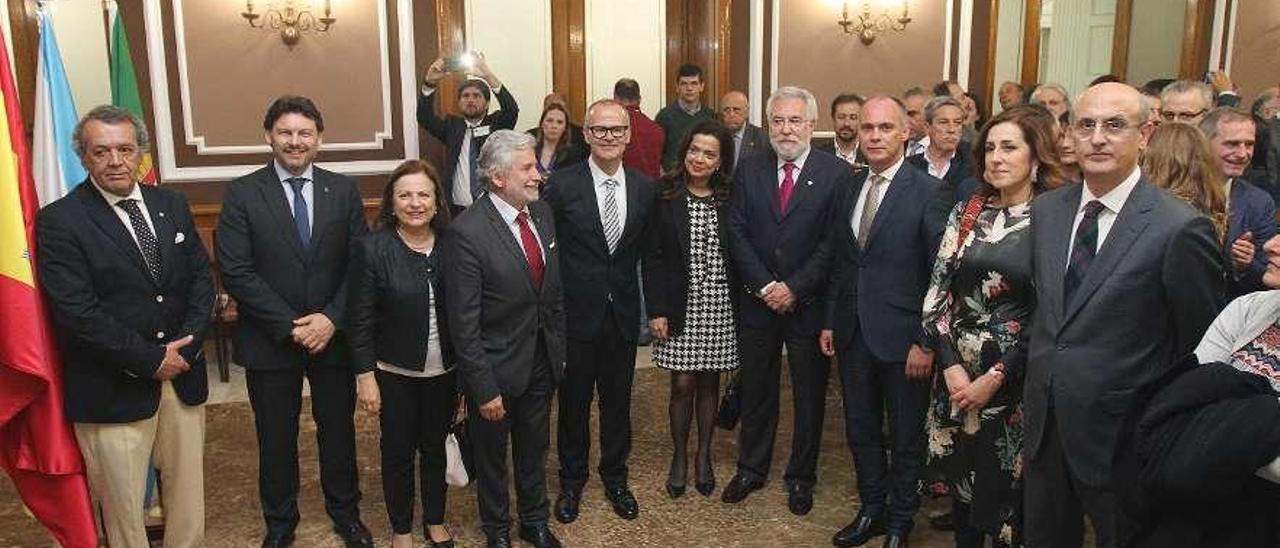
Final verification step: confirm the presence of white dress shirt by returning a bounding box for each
[489,193,544,259]
[833,141,860,165]
[588,156,628,230]
[924,148,956,180]
[852,154,905,238]
[1066,166,1142,260]
[906,136,929,157]
[92,179,156,252]
[275,160,315,230]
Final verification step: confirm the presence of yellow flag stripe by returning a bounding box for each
[0,81,34,287]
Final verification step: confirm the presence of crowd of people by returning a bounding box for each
[31,47,1280,548]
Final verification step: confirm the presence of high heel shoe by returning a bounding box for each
[665,481,686,498]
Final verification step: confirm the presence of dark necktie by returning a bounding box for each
[286,177,311,250]
[516,211,544,287]
[601,178,622,253]
[1064,200,1106,306]
[117,198,161,282]
[778,162,797,211]
[467,127,482,199]
[857,173,888,249]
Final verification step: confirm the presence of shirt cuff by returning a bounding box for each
[1258,455,1280,484]
[421,85,436,97]
[757,280,778,297]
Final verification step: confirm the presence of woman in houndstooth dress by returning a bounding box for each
[643,120,740,499]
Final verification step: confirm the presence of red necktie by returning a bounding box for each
[779,162,797,211]
[516,211,544,287]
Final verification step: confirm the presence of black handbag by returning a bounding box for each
[716,371,742,430]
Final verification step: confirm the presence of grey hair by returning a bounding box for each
[73,105,151,157]
[767,86,819,122]
[863,95,910,128]
[1160,80,1213,108]
[585,98,628,126]
[1251,88,1278,118]
[477,130,536,189]
[1198,106,1254,141]
[1031,83,1069,104]
[924,95,965,123]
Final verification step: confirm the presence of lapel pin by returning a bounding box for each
[158,211,166,217]
[806,180,813,186]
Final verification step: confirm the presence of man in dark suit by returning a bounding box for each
[721,86,852,516]
[444,130,566,548]
[906,95,973,205]
[720,90,769,170]
[418,53,519,211]
[543,99,656,524]
[1024,83,1223,548]
[1199,107,1277,298]
[216,96,373,548]
[815,93,868,169]
[821,96,950,548]
[38,105,213,548]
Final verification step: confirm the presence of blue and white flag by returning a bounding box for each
[32,10,85,206]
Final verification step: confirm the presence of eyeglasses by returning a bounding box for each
[1072,117,1137,138]
[587,125,629,139]
[1159,109,1206,122]
[770,117,811,130]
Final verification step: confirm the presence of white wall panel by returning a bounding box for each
[584,0,666,118]
[465,0,553,132]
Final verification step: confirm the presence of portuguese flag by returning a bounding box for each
[109,6,156,185]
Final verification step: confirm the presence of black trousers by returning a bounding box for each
[376,369,457,535]
[840,333,928,534]
[558,309,637,491]
[468,347,554,540]
[1024,408,1117,548]
[736,316,830,488]
[246,364,361,536]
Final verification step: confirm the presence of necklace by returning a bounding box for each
[397,227,434,253]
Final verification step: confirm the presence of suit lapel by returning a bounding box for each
[782,157,818,218]
[1227,181,1244,241]
[841,172,866,249]
[141,187,176,287]
[1044,187,1079,325]
[617,169,644,249]
[531,204,555,295]
[675,192,691,255]
[481,197,537,294]
[1061,182,1155,328]
[257,167,307,262]
[310,170,333,253]
[578,167,611,255]
[77,183,154,283]
[864,165,912,247]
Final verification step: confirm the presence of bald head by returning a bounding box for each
[720,90,749,132]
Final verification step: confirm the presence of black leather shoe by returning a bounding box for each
[832,513,887,547]
[261,532,295,548]
[928,511,953,531]
[720,474,764,503]
[554,489,581,524]
[665,481,686,498]
[485,535,512,548]
[882,533,909,548]
[695,477,715,497]
[333,520,374,548]
[605,486,639,519]
[518,524,562,548]
[426,536,456,548]
[788,484,814,516]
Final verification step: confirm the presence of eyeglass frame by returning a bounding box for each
[1158,108,1208,122]
[768,116,813,130]
[1070,116,1145,139]
[586,125,630,139]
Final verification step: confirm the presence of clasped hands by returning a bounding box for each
[154,334,195,381]
[942,364,1002,413]
[291,313,335,355]
[760,281,796,314]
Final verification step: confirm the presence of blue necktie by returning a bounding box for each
[287,177,311,250]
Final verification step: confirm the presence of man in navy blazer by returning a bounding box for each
[721,86,853,516]
[418,53,519,212]
[1199,107,1277,298]
[542,100,656,524]
[821,96,950,547]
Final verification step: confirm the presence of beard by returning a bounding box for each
[770,138,808,161]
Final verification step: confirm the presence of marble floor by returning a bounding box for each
[0,343,957,547]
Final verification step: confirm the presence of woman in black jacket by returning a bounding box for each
[349,160,456,548]
[643,120,739,498]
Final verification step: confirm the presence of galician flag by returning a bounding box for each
[0,19,97,548]
[31,10,86,206]
[108,2,156,185]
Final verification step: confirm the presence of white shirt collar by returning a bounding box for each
[1081,166,1142,215]
[488,192,528,224]
[870,153,907,183]
[588,156,626,187]
[776,146,811,173]
[91,177,142,206]
[274,160,315,184]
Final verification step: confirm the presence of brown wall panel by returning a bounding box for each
[1229,0,1280,102]
[728,0,751,97]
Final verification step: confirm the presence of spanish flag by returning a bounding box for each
[0,22,97,548]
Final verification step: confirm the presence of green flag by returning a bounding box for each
[109,8,156,185]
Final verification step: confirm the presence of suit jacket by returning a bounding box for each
[624,106,664,181]
[734,124,770,170]
[905,142,973,199]
[444,196,566,406]
[813,140,869,169]
[1025,179,1224,487]
[1226,178,1277,297]
[37,181,214,423]
[822,161,950,362]
[642,188,739,337]
[215,164,369,371]
[542,161,655,341]
[347,228,454,374]
[417,86,520,207]
[727,147,852,332]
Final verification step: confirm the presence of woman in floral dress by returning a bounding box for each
[921,105,1065,547]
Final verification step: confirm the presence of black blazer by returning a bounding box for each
[542,161,656,342]
[348,228,454,374]
[642,188,739,337]
[37,181,214,423]
[823,161,950,362]
[417,86,519,207]
[1025,179,1224,487]
[726,147,852,331]
[736,124,770,168]
[905,141,973,197]
[444,196,566,406]
[215,164,369,371]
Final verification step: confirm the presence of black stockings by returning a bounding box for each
[667,371,721,486]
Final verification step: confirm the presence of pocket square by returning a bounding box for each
[174,232,185,244]
[548,240,556,249]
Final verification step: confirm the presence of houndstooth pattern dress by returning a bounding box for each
[653,194,739,372]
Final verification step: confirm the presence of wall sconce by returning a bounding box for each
[241,0,335,48]
[835,1,912,45]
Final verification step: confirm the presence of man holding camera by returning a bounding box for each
[419,52,519,212]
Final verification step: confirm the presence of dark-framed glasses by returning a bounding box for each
[587,125,629,139]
